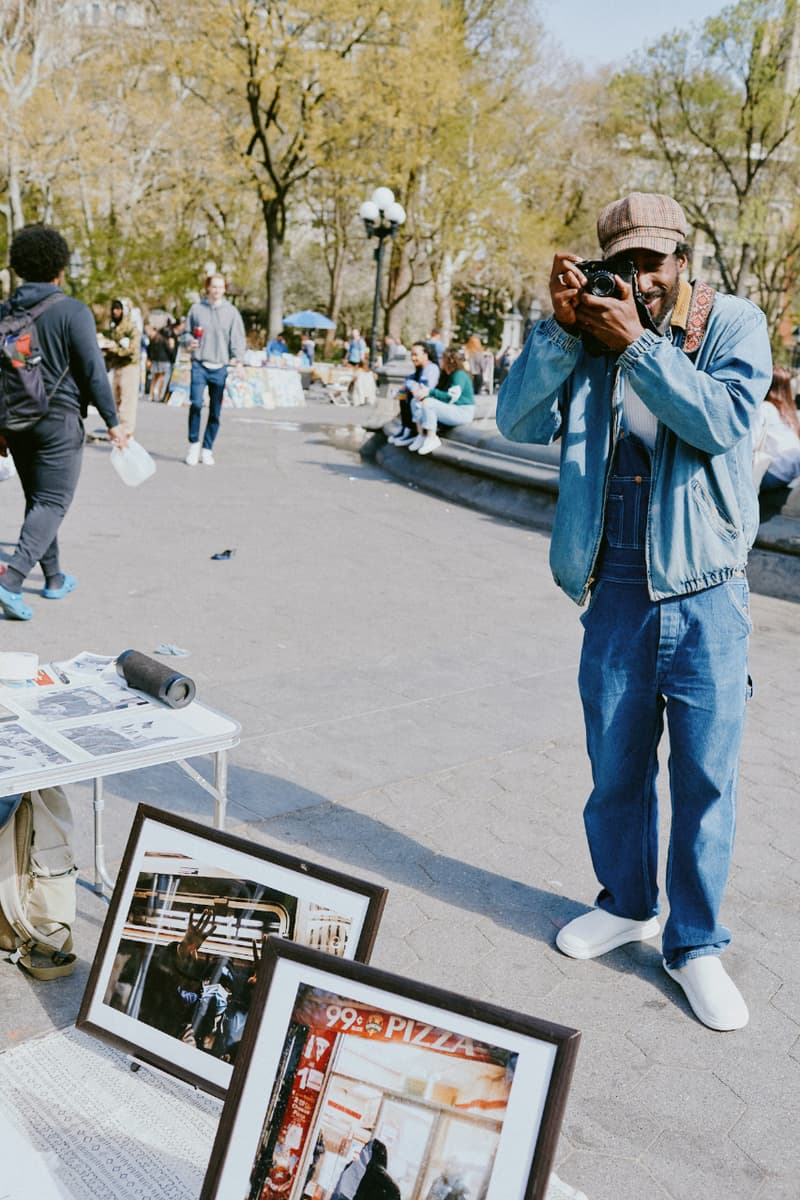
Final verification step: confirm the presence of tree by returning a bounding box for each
[167,0,406,336]
[0,0,82,244]
[610,0,800,344]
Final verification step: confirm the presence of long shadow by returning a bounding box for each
[98,761,589,950]
[2,757,675,1036]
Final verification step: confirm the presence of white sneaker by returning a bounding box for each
[663,956,749,1031]
[556,908,661,959]
[391,429,415,446]
[201,448,215,466]
[185,442,200,466]
[407,434,426,452]
[417,433,441,455]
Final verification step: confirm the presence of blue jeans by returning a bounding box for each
[189,362,228,449]
[411,397,475,433]
[577,435,751,969]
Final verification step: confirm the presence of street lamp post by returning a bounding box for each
[359,187,406,368]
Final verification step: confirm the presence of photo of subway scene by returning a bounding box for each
[102,852,354,1064]
[246,984,518,1200]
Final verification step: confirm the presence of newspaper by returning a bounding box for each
[0,653,234,788]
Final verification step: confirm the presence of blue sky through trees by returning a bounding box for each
[538,0,732,67]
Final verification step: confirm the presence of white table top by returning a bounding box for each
[0,659,240,795]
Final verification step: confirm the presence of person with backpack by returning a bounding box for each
[497,193,772,1031]
[0,224,127,621]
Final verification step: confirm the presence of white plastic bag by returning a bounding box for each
[0,453,17,482]
[110,438,156,487]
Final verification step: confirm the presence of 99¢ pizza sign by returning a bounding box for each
[302,995,498,1063]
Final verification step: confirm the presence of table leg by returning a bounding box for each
[213,749,228,830]
[93,777,115,897]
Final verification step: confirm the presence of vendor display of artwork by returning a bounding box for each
[167,358,305,409]
[23,673,580,1199]
[78,806,387,1095]
[199,941,580,1200]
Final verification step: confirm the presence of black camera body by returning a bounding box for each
[576,258,636,299]
[575,258,658,356]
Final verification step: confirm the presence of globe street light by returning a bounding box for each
[359,187,406,367]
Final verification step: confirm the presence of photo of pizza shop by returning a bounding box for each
[248,986,518,1200]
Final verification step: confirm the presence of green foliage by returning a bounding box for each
[608,0,800,341]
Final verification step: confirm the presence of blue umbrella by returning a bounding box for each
[282,310,336,330]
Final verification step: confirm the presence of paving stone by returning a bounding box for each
[633,1062,746,1132]
[770,981,800,1026]
[563,1092,662,1161]
[556,1151,673,1200]
[474,943,567,1007]
[753,1171,800,1199]
[727,1070,800,1173]
[564,1033,653,1103]
[643,1130,765,1200]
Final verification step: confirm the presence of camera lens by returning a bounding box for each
[588,272,617,297]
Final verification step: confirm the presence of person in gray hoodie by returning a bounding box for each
[183,273,246,466]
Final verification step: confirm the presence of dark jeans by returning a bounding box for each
[189,361,228,449]
[398,390,413,432]
[5,407,84,582]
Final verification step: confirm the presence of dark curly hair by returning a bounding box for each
[9,224,71,282]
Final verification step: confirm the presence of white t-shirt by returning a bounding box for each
[755,402,800,483]
[622,375,658,449]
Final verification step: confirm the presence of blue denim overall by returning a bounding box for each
[577,432,751,968]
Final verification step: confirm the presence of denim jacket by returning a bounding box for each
[496,287,772,603]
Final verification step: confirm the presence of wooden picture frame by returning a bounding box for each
[77,804,387,1097]
[201,940,580,1200]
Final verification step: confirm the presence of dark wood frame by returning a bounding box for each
[200,939,581,1200]
[77,804,387,1097]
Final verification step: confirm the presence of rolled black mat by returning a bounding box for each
[116,649,196,709]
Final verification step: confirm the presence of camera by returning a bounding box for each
[576,258,636,299]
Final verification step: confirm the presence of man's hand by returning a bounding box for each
[176,906,217,965]
[0,434,8,458]
[576,275,646,352]
[107,425,130,449]
[549,254,587,331]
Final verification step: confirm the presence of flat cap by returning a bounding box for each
[598,192,688,258]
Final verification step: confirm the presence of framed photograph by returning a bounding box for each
[201,940,580,1200]
[77,805,387,1096]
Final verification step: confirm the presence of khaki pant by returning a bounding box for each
[110,363,139,436]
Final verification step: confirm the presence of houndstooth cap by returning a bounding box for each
[597,192,688,259]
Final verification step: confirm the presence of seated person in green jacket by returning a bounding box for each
[409,346,475,455]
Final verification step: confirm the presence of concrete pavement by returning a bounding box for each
[0,398,798,1198]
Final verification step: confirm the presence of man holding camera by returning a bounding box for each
[497,193,771,1030]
